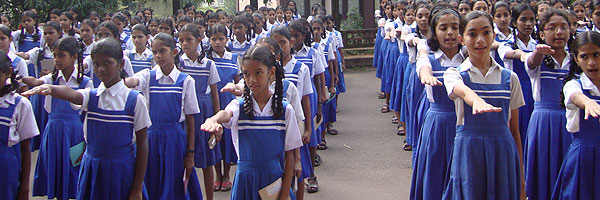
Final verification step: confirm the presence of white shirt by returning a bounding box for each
[315,40,336,62]
[180,55,220,94]
[524,52,571,101]
[417,48,467,103]
[494,24,514,42]
[0,93,39,147]
[295,45,326,78]
[211,50,242,75]
[237,79,305,121]
[83,42,95,56]
[563,74,600,133]
[84,55,135,81]
[12,28,45,52]
[75,80,152,142]
[133,67,200,122]
[126,48,155,69]
[283,57,313,97]
[40,67,94,113]
[7,51,29,83]
[223,95,303,156]
[231,37,254,51]
[26,46,53,65]
[497,35,537,71]
[444,57,525,125]
[333,29,344,48]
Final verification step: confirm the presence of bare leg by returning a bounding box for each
[214,162,223,191]
[202,166,215,199]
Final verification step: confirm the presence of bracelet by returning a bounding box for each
[186,149,195,154]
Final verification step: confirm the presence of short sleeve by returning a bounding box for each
[326,44,335,61]
[182,77,200,115]
[26,47,40,63]
[15,97,40,143]
[40,74,53,84]
[509,72,525,111]
[222,99,240,129]
[336,32,344,48]
[313,52,326,75]
[443,67,463,100]
[416,53,431,77]
[564,79,583,133]
[208,61,221,85]
[14,59,29,84]
[134,93,152,132]
[284,104,302,151]
[497,43,512,60]
[73,88,92,111]
[133,69,150,91]
[286,83,305,121]
[123,56,135,77]
[300,65,314,96]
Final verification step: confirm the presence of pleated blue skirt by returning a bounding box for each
[410,105,456,200]
[144,124,203,200]
[336,51,346,93]
[404,62,421,146]
[518,83,534,147]
[377,39,391,87]
[390,53,408,112]
[443,126,521,200]
[399,61,413,121]
[193,96,219,168]
[231,160,295,200]
[30,94,47,151]
[33,114,83,199]
[374,29,383,78]
[524,103,571,200]
[299,144,313,179]
[309,85,319,148]
[551,138,600,199]
[412,93,430,162]
[0,146,21,200]
[382,41,399,94]
[219,128,238,164]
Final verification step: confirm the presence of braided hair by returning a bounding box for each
[19,10,40,45]
[241,46,285,119]
[179,24,206,64]
[231,14,254,43]
[61,12,77,37]
[51,36,85,84]
[206,24,230,60]
[538,9,571,69]
[311,16,327,40]
[289,19,313,48]
[0,51,18,97]
[560,31,594,107]
[510,3,536,50]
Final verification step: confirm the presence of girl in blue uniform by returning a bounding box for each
[523,9,573,200]
[287,0,302,20]
[80,19,96,58]
[179,24,221,200]
[125,33,203,200]
[21,36,93,200]
[228,15,254,56]
[553,30,600,200]
[0,26,29,91]
[59,12,80,39]
[14,10,43,53]
[312,16,337,148]
[0,51,38,200]
[442,11,524,199]
[376,2,394,102]
[410,8,464,200]
[126,24,154,73]
[381,2,401,114]
[395,6,415,135]
[24,38,150,200]
[201,45,302,200]
[207,24,240,192]
[112,13,131,51]
[325,15,346,109]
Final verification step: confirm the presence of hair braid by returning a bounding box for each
[242,82,254,119]
[19,27,25,45]
[272,60,285,118]
[76,38,84,83]
[511,25,518,50]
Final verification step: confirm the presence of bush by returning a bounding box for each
[340,7,363,31]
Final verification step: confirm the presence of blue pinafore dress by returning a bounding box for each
[227,40,252,56]
[144,70,203,200]
[552,80,600,199]
[231,98,295,200]
[443,68,521,199]
[214,53,240,164]
[382,22,400,94]
[17,31,42,53]
[390,39,408,112]
[374,23,384,78]
[129,52,154,73]
[410,55,457,200]
[0,96,23,200]
[284,61,314,180]
[28,49,51,151]
[399,26,416,119]
[295,50,320,147]
[180,59,220,168]
[33,76,90,199]
[404,33,428,148]
[333,31,346,93]
[121,34,130,51]
[317,40,337,130]
[509,48,534,146]
[524,63,572,200]
[77,89,149,199]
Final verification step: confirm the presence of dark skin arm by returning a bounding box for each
[129,128,148,200]
[17,139,31,200]
[184,114,195,180]
[279,150,294,200]
[21,84,84,105]
[210,84,220,115]
[20,76,45,88]
[301,95,312,144]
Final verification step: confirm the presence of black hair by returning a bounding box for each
[96,21,120,41]
[160,17,175,35]
[0,25,12,42]
[460,11,493,35]
[231,14,254,42]
[428,8,462,51]
[325,15,336,30]
[590,0,600,28]
[90,38,124,67]
[112,13,127,25]
[89,11,100,19]
[61,11,76,36]
[241,46,285,119]
[270,25,296,55]
[206,24,230,60]
[49,9,62,21]
[415,2,433,39]
[311,16,327,39]
[538,9,571,69]
[561,30,594,107]
[153,32,179,68]
[132,23,149,35]
[256,37,285,81]
[179,15,194,24]
[288,19,313,48]
[217,10,229,19]
[131,16,142,25]
[259,6,269,13]
[143,8,154,15]
[311,4,322,15]
[0,50,18,97]
[52,36,85,84]
[383,1,395,20]
[510,3,536,49]
[492,1,511,16]
[284,7,295,22]
[288,0,298,15]
[38,21,62,66]
[179,24,206,64]
[252,12,267,33]
[244,5,256,12]
[194,19,207,29]
[550,0,567,8]
[19,10,40,45]
[206,12,219,23]
[120,11,131,19]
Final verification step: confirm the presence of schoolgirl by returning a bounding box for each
[112,13,132,51]
[537,1,551,22]
[410,8,464,200]
[275,6,286,26]
[388,1,407,121]
[0,25,29,82]
[201,45,301,200]
[252,13,269,42]
[288,0,302,20]
[472,0,490,13]
[373,1,390,99]
[207,24,240,192]
[148,18,160,38]
[59,12,80,39]
[206,12,220,30]
[523,9,574,200]
[21,36,93,200]
[80,19,96,58]
[284,8,295,26]
[24,38,150,200]
[158,18,176,37]
[126,24,154,73]
[193,19,211,52]
[124,33,203,200]
[121,12,132,36]
[458,0,472,17]
[325,15,346,103]
[493,1,514,43]
[394,5,415,136]
[379,1,398,114]
[12,10,43,53]
[0,51,38,200]
[551,0,567,10]
[89,11,101,27]
[228,15,254,56]
[442,11,524,199]
[571,1,590,35]
[266,8,278,31]
[0,14,10,26]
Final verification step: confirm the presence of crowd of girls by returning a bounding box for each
[373,0,600,199]
[0,1,346,199]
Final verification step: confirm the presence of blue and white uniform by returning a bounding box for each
[227,38,253,56]
[212,51,241,164]
[12,28,44,53]
[126,48,154,73]
[84,55,135,88]
[24,46,54,150]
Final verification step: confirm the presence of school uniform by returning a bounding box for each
[25,46,54,149]
[227,38,253,56]
[442,57,525,199]
[404,31,428,148]
[314,35,337,128]
[523,52,573,200]
[120,32,131,51]
[398,23,416,122]
[331,29,347,93]
[75,80,151,199]
[376,18,393,82]
[33,68,93,199]
[223,95,302,200]
[552,74,600,199]
[493,25,513,67]
[12,28,44,53]
[126,48,154,73]
[132,67,203,200]
[373,18,386,77]
[196,36,210,53]
[84,55,135,88]
[252,30,269,44]
[212,51,241,164]
[294,45,325,148]
[0,92,39,200]
[411,49,465,200]
[82,41,95,58]
[292,13,301,20]
[180,55,222,168]
[382,20,401,95]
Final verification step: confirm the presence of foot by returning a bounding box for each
[306,176,319,193]
[397,126,405,136]
[314,154,322,167]
[317,140,328,150]
[220,181,232,191]
[378,92,386,99]
[327,124,338,135]
[391,115,399,124]
[381,104,390,113]
[403,143,412,151]
[213,182,221,191]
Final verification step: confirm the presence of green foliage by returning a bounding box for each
[222,0,237,15]
[0,0,26,29]
[340,7,363,31]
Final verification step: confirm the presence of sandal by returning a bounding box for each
[317,140,328,150]
[403,143,412,151]
[378,92,386,99]
[391,115,399,124]
[314,154,322,167]
[381,104,390,113]
[327,124,338,135]
[220,182,232,191]
[306,176,319,193]
[397,126,405,136]
[213,182,221,191]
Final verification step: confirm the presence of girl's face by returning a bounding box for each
[90,16,100,26]
[151,40,177,68]
[380,0,387,8]
[149,21,159,36]
[385,5,393,18]
[52,49,77,71]
[450,1,459,10]
[271,33,293,57]
[95,27,115,41]
[552,2,564,10]
[178,21,189,30]
[242,59,275,95]
[404,9,415,25]
[268,10,276,22]
[50,14,60,23]
[104,15,112,22]
[311,22,323,40]
[568,14,577,36]
[209,32,228,53]
[0,16,8,26]
[574,5,586,21]
[515,10,535,37]
[285,11,293,20]
[459,16,495,60]
[473,1,489,13]
[112,18,125,33]
[144,10,152,20]
[576,43,600,81]
[540,15,570,50]
[196,13,204,20]
[289,28,305,50]
[458,3,471,17]
[207,19,218,28]
[416,8,431,32]
[59,15,72,31]
[43,26,60,46]
[245,7,253,13]
[394,5,404,19]
[158,23,172,35]
[288,2,296,11]
[187,10,196,18]
[79,24,94,41]
[0,68,11,89]
[21,16,35,31]
[131,29,148,50]
[493,6,511,30]
[538,4,550,18]
[592,6,600,28]
[254,16,264,31]
[435,14,460,52]
[232,22,248,39]
[0,32,11,53]
[277,10,284,20]
[179,31,199,55]
[92,53,123,86]
[219,14,227,25]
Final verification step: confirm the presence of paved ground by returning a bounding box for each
[29,69,414,200]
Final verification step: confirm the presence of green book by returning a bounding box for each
[70,142,85,167]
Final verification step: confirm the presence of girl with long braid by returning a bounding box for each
[228,14,255,56]
[14,10,43,53]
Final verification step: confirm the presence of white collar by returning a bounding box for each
[155,66,180,81]
[0,92,16,105]
[549,52,571,70]
[232,37,251,46]
[97,79,126,97]
[515,35,537,51]
[181,52,202,63]
[251,93,275,115]
[433,48,466,61]
[494,24,513,41]
[296,45,311,54]
[459,57,502,73]
[57,67,80,83]
[135,48,152,57]
[211,50,232,59]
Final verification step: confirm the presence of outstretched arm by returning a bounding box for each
[22,84,84,105]
[452,83,502,115]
